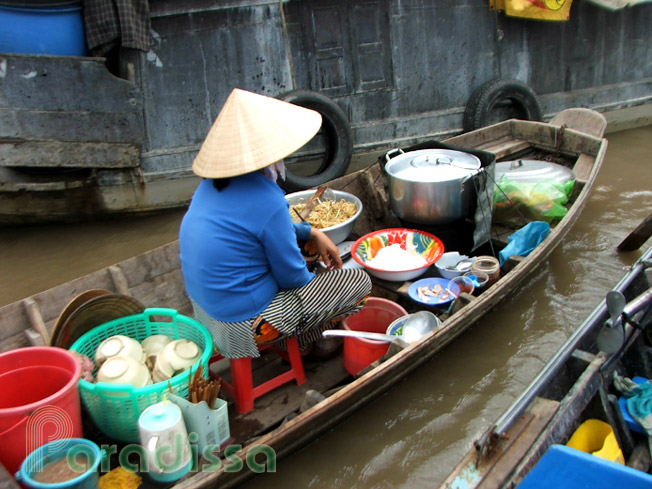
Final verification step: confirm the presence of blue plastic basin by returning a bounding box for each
[0,3,88,56]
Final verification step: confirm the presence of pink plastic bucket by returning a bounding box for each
[0,347,82,476]
[342,297,408,376]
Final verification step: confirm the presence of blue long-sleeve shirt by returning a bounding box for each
[179,172,314,322]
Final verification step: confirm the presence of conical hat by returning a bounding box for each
[192,88,322,178]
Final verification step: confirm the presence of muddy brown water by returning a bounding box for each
[1,125,651,488]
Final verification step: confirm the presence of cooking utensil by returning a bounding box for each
[446,258,474,271]
[384,148,481,225]
[322,330,400,342]
[495,160,575,184]
[323,311,439,343]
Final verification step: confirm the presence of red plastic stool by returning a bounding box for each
[209,336,307,414]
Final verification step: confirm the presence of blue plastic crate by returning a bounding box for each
[518,445,652,489]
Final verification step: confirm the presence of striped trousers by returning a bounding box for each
[191,268,372,358]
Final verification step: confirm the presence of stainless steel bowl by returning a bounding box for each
[285,190,363,245]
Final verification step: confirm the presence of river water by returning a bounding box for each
[1,125,651,488]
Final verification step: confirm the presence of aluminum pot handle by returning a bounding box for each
[382,148,404,163]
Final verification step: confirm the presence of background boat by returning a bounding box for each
[1,0,651,223]
[444,241,652,488]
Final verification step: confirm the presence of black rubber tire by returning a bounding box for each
[463,78,543,132]
[276,90,353,192]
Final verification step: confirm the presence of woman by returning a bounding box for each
[179,88,371,358]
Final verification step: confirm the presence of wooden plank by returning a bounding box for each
[572,154,595,183]
[0,459,22,489]
[108,265,130,295]
[618,212,652,251]
[22,297,50,344]
[116,242,182,289]
[550,108,608,138]
[483,139,530,160]
[506,355,606,487]
[0,141,141,168]
[476,397,559,489]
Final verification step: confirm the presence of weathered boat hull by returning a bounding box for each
[0,113,607,488]
[1,0,650,223]
[443,244,652,488]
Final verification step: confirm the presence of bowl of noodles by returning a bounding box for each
[286,189,363,245]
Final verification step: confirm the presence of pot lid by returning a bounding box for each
[496,160,575,183]
[385,149,481,183]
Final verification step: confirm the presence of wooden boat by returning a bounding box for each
[3,1,651,225]
[443,241,652,488]
[0,109,608,488]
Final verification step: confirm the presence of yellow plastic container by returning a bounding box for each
[566,419,625,464]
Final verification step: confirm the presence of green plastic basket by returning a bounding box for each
[69,308,213,443]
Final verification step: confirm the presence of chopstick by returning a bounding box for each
[293,208,306,222]
[187,365,221,409]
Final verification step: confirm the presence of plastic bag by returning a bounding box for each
[492,176,574,227]
[498,221,550,266]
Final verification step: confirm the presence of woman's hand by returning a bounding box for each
[310,228,343,270]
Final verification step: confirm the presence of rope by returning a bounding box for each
[279,0,296,89]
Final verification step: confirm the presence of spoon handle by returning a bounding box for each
[322,330,396,342]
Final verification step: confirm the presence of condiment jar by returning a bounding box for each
[471,255,500,287]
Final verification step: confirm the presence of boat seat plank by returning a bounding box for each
[481,139,530,160]
[550,108,608,139]
[572,154,595,183]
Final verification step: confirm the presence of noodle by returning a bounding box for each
[289,199,358,229]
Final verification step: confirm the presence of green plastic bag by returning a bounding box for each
[492,176,574,227]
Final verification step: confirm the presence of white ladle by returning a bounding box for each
[322,311,439,343]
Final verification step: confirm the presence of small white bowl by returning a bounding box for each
[95,335,145,366]
[97,356,152,387]
[141,334,172,368]
[153,339,202,383]
[435,252,475,280]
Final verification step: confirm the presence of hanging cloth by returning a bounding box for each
[84,0,153,56]
[489,0,574,21]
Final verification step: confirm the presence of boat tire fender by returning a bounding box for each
[276,90,353,191]
[463,78,543,132]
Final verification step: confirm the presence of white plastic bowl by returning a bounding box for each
[435,252,474,280]
[97,356,152,387]
[95,335,145,366]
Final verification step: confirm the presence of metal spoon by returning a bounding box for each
[322,311,440,343]
[445,258,474,272]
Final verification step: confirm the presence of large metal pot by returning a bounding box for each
[384,149,482,225]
